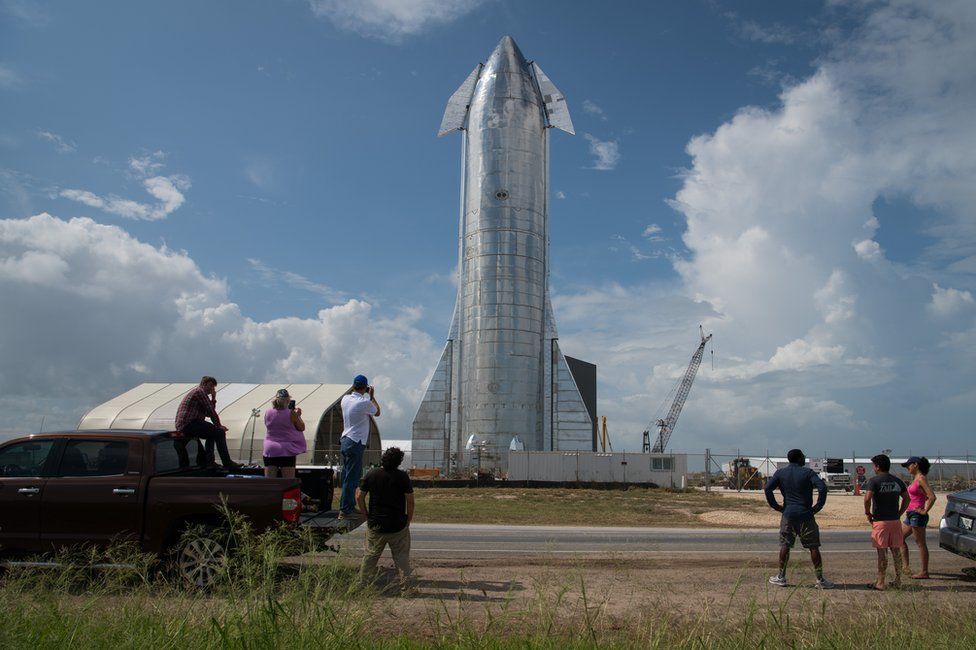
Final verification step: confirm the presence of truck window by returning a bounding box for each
[0,440,55,477]
[154,436,205,473]
[57,440,130,477]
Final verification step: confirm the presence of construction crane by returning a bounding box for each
[642,325,713,453]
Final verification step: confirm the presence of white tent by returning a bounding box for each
[78,382,381,465]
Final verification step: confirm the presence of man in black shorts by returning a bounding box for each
[764,448,833,588]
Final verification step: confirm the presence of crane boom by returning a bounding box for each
[645,326,712,453]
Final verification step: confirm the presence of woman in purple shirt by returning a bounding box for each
[263,388,306,479]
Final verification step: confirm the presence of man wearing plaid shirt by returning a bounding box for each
[175,376,240,469]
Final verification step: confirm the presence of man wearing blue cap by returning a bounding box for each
[338,374,381,519]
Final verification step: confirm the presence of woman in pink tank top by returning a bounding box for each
[263,388,307,479]
[900,456,936,579]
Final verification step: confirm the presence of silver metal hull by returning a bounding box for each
[413,37,593,471]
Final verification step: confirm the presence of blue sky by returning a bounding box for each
[2,0,974,456]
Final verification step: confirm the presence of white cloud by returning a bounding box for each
[129,151,165,176]
[583,133,620,171]
[582,99,607,121]
[768,338,845,370]
[307,0,487,42]
[652,0,976,451]
[60,152,190,221]
[244,160,276,190]
[555,191,566,200]
[37,130,76,153]
[853,238,883,261]
[0,214,439,438]
[813,270,855,324]
[424,264,459,288]
[747,60,797,88]
[0,168,33,213]
[736,20,799,45]
[611,235,645,261]
[1,0,51,26]
[928,283,974,317]
[0,62,21,89]
[0,249,70,285]
[642,224,665,242]
[247,258,347,303]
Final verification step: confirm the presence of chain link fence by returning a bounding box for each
[237,442,976,492]
[683,449,976,493]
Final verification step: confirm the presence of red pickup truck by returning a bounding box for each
[0,429,340,584]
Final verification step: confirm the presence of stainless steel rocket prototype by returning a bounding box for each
[412,36,594,470]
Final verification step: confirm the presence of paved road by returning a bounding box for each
[340,523,958,558]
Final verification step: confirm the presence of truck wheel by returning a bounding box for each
[174,528,227,588]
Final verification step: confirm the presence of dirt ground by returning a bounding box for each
[340,552,976,637]
[697,487,949,528]
[335,489,966,639]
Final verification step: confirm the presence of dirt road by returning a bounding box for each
[699,487,949,527]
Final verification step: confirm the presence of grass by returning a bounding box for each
[2,506,975,648]
[2,552,975,648]
[411,487,765,526]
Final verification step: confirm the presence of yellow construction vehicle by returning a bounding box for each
[723,457,765,490]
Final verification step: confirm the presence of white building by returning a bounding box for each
[78,382,382,465]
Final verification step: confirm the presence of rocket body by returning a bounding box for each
[413,37,594,470]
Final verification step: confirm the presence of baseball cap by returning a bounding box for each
[353,374,368,388]
[900,456,922,467]
[276,388,290,399]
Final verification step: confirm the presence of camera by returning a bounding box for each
[288,400,296,410]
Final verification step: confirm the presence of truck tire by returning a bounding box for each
[173,526,228,588]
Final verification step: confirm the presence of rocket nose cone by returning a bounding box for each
[485,35,528,73]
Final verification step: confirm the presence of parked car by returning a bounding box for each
[939,487,976,560]
[0,430,343,585]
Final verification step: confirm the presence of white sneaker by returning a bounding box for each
[768,575,788,587]
[815,577,835,589]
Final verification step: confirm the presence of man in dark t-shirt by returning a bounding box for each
[864,453,908,590]
[356,446,414,588]
[763,448,833,588]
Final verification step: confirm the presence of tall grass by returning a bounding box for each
[1,511,974,649]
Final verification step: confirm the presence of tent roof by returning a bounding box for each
[78,382,366,462]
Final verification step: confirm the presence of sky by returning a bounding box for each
[1,0,974,456]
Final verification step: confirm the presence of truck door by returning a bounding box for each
[40,438,144,550]
[0,439,57,553]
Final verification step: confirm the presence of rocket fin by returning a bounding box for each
[551,341,594,450]
[411,339,455,467]
[438,64,483,137]
[544,293,558,339]
[530,63,575,135]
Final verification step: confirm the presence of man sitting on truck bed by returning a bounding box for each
[175,376,241,470]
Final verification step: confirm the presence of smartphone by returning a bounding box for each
[288,400,296,410]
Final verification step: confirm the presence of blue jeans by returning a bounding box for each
[340,436,365,514]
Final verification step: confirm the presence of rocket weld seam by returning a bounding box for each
[463,227,547,236]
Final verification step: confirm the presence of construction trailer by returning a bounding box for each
[509,451,688,486]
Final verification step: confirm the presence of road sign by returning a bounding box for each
[856,465,866,476]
